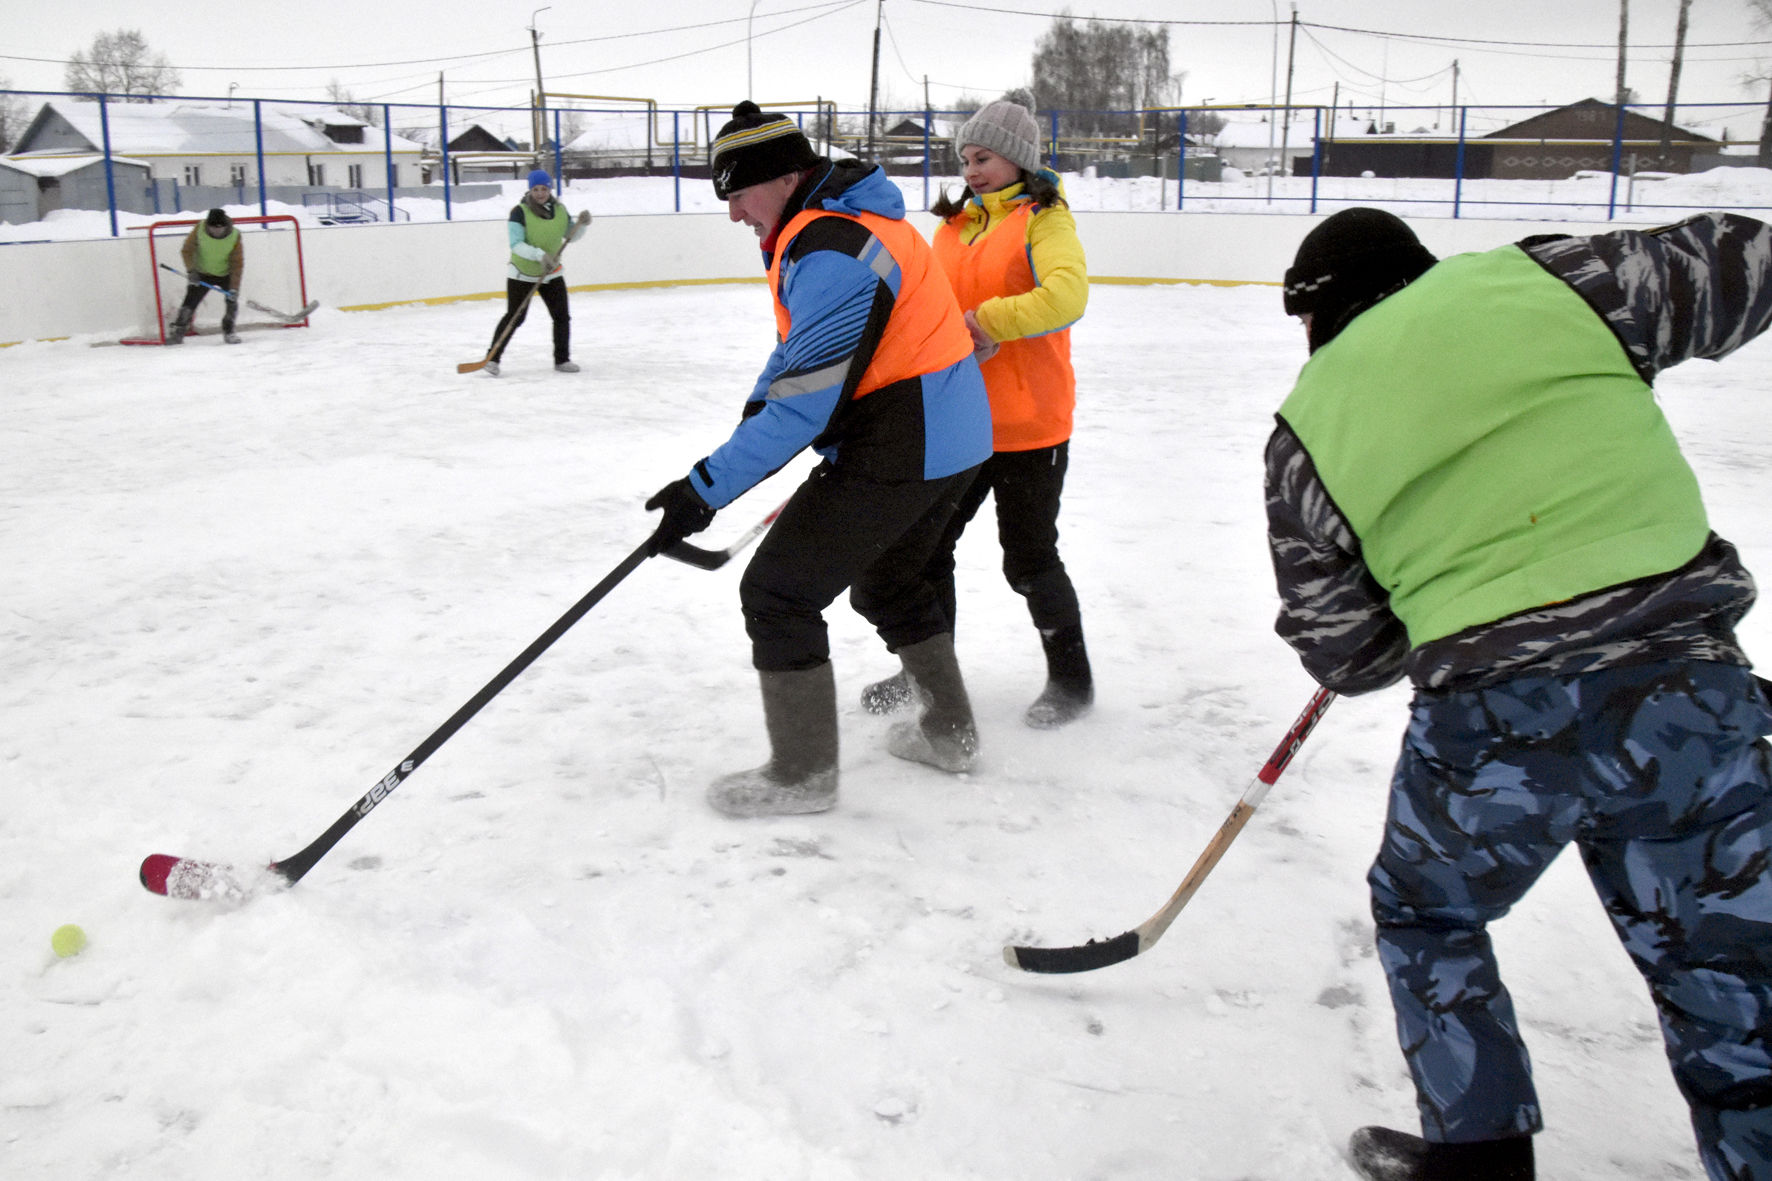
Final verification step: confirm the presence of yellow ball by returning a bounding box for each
[50,924,87,958]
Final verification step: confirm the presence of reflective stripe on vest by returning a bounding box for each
[933,201,1075,451]
[768,208,973,399]
[1279,245,1709,647]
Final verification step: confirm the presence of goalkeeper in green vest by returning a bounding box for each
[1268,208,1772,1181]
[482,169,590,376]
[170,208,243,344]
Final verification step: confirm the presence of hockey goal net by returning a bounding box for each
[121,214,313,345]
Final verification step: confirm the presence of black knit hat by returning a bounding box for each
[709,101,822,199]
[1283,208,1437,352]
[205,207,233,229]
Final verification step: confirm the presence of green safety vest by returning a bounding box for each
[512,201,569,277]
[195,226,238,277]
[1278,244,1709,647]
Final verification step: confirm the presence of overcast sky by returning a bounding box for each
[7,0,1771,133]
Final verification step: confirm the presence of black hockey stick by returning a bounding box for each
[1004,686,1337,974]
[662,500,788,570]
[140,537,655,901]
[158,262,318,324]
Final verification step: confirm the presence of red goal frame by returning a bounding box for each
[120,214,312,346]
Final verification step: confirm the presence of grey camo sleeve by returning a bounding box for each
[1265,420,1411,695]
[1521,212,1772,382]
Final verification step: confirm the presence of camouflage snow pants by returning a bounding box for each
[1369,661,1772,1179]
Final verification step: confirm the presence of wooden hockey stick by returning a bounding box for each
[1004,686,1336,974]
[459,209,592,374]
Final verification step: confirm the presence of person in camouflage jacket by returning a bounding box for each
[1269,208,1772,1181]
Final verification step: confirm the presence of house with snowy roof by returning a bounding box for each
[8,100,426,191]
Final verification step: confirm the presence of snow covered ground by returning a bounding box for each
[6,244,1772,1179]
[8,163,1772,244]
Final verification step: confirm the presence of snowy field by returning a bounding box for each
[8,164,1772,244]
[5,261,1772,1179]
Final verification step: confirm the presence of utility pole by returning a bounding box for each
[1277,5,1297,185]
[529,6,552,167]
[1659,0,1692,166]
[1614,0,1630,107]
[867,0,883,161]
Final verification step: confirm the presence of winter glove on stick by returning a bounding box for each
[645,478,716,556]
[541,251,561,275]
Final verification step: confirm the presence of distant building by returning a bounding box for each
[1295,99,1718,180]
[9,100,426,190]
[0,153,154,224]
[396,122,528,183]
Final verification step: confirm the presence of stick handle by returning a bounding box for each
[270,539,654,883]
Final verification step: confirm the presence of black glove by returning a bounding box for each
[645,478,715,556]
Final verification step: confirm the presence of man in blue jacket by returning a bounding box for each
[645,102,992,818]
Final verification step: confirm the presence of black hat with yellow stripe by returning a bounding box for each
[710,101,822,199]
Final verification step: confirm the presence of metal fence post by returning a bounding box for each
[1176,110,1187,211]
[440,102,452,220]
[1607,101,1627,220]
[383,104,396,220]
[1309,107,1321,214]
[98,93,118,237]
[1453,106,1467,219]
[253,100,268,217]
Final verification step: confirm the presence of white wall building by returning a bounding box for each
[9,100,426,190]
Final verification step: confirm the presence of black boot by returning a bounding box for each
[707,664,839,817]
[1024,622,1093,729]
[1348,1127,1533,1181]
[168,308,192,344]
[886,633,977,773]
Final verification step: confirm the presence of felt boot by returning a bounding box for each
[1024,622,1093,729]
[707,663,839,818]
[859,669,927,715]
[886,633,977,773]
[1347,1127,1533,1181]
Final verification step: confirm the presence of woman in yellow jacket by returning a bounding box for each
[862,99,1093,728]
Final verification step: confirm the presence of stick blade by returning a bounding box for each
[661,540,728,570]
[456,359,489,374]
[139,854,252,902]
[1003,929,1141,974]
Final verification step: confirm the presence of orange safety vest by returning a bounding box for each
[768,208,974,399]
[933,202,1076,451]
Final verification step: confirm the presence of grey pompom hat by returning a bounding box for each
[954,100,1042,174]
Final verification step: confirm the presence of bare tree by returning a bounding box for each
[64,30,180,101]
[0,77,32,151]
[326,81,384,128]
[1031,16,1182,141]
[1751,0,1772,166]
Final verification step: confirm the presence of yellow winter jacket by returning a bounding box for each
[932,177,1088,450]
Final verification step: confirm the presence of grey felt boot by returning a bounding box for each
[886,633,978,773]
[859,669,928,714]
[1024,622,1094,729]
[707,663,839,818]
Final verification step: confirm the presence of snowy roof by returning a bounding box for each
[562,113,661,153]
[1207,112,1395,148]
[16,100,423,157]
[0,152,150,177]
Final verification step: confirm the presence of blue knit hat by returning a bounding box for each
[526,169,552,189]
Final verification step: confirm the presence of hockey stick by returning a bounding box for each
[458,209,591,375]
[140,536,654,901]
[1004,686,1337,974]
[662,499,788,570]
[157,263,318,325]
